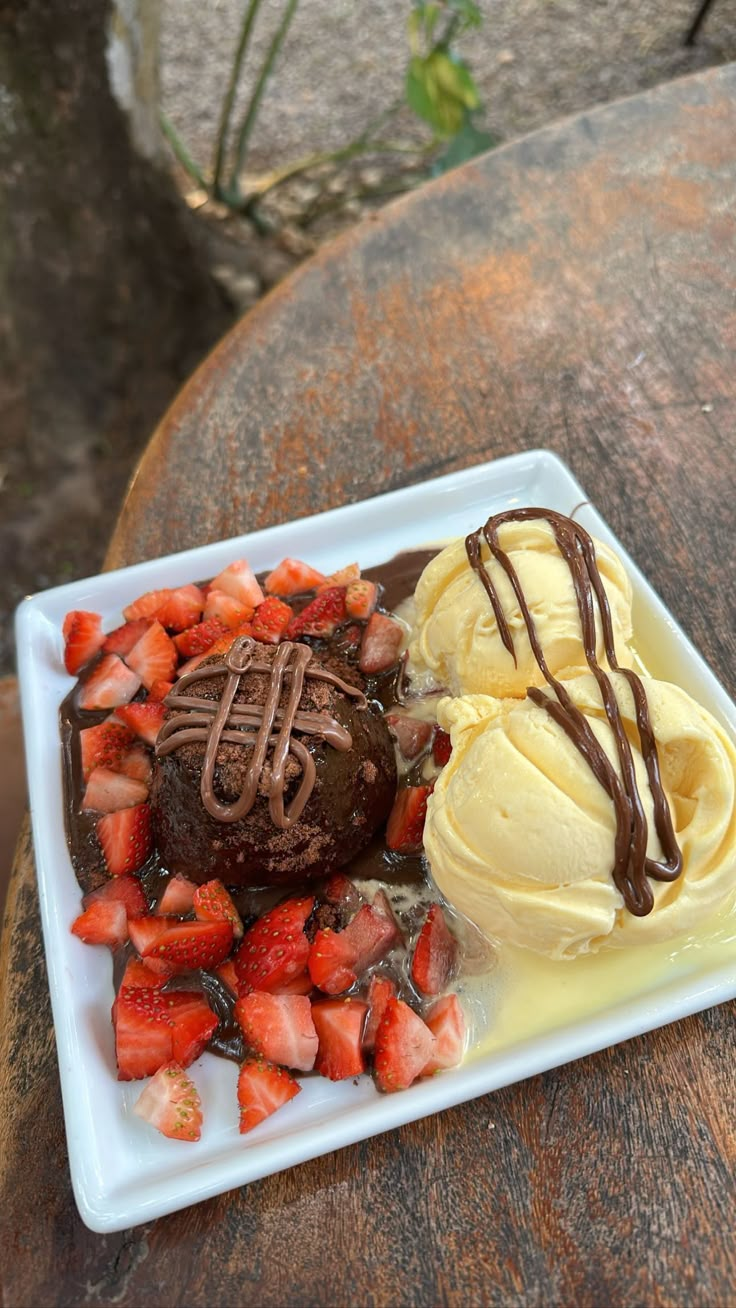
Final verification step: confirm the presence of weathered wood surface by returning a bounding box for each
[2,64,735,1307]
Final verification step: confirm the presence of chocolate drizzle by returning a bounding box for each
[465,508,682,916]
[156,637,367,830]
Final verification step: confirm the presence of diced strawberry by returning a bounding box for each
[119,745,153,786]
[170,996,219,1066]
[251,596,293,644]
[286,586,347,639]
[114,986,215,1079]
[385,785,432,853]
[432,728,452,767]
[116,699,165,745]
[193,879,244,938]
[62,610,105,675]
[133,1062,202,1142]
[359,612,403,674]
[362,974,397,1052]
[237,1058,300,1134]
[181,618,253,667]
[323,872,363,916]
[422,994,466,1074]
[215,958,240,995]
[102,618,153,658]
[312,998,368,1081]
[210,559,264,608]
[173,618,230,658]
[156,874,198,915]
[234,992,318,1071]
[125,621,177,690]
[128,914,174,956]
[374,997,436,1093]
[385,713,433,760]
[79,720,136,781]
[264,558,327,597]
[203,588,254,629]
[339,623,363,650]
[97,803,152,876]
[319,563,360,590]
[234,896,314,994]
[143,919,234,974]
[71,899,128,948]
[345,580,378,620]
[148,679,174,702]
[83,873,148,920]
[122,588,173,622]
[411,904,457,997]
[119,957,169,989]
[78,654,142,710]
[308,904,400,995]
[155,585,205,632]
[371,888,403,942]
[270,970,313,996]
[81,767,148,813]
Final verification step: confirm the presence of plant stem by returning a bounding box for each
[250,136,431,200]
[228,0,300,196]
[212,0,265,198]
[160,112,208,190]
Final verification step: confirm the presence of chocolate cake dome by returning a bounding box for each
[150,635,397,887]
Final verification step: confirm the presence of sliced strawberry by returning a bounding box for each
[432,728,452,767]
[312,998,368,1081]
[116,699,165,745]
[81,767,148,813]
[211,559,264,608]
[119,957,169,989]
[385,714,433,760]
[422,994,466,1074]
[215,958,240,996]
[193,879,244,938]
[345,579,378,620]
[128,913,174,956]
[286,586,346,639]
[251,596,294,644]
[155,584,205,632]
[79,720,136,781]
[203,588,254,629]
[97,802,152,876]
[264,558,327,597]
[71,899,128,948]
[125,621,177,690]
[157,873,198,915]
[270,970,313,996]
[371,888,403,942]
[323,872,363,916]
[362,974,397,1052]
[181,618,253,667]
[318,563,360,590]
[374,997,436,1093]
[114,986,215,1079]
[102,618,153,658]
[411,904,457,997]
[119,745,153,786]
[234,896,314,994]
[83,873,148,920]
[122,588,173,622]
[234,992,318,1071]
[173,618,230,658]
[133,1062,202,1142]
[308,904,400,995]
[143,919,234,973]
[237,1058,300,1134]
[359,612,403,674]
[78,654,142,711]
[170,996,219,1066]
[385,785,432,853]
[62,610,105,675]
[148,679,174,702]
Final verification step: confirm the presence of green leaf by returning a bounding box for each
[432,51,480,112]
[406,51,480,138]
[431,115,496,175]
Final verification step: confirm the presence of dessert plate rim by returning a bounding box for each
[15,447,736,1233]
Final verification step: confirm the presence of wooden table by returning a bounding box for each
[3,63,735,1307]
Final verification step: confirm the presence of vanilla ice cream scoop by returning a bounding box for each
[424,675,736,960]
[408,517,634,698]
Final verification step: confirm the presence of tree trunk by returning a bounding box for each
[0,0,233,669]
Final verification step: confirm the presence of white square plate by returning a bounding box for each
[16,448,736,1233]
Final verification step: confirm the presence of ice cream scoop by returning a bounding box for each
[424,675,736,959]
[408,517,634,698]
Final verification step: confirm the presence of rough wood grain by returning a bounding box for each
[2,64,735,1307]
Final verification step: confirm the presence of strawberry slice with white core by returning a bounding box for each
[83,873,148,919]
[79,720,135,780]
[81,766,148,813]
[312,998,368,1081]
[97,802,152,876]
[385,785,432,854]
[308,904,401,995]
[410,903,458,997]
[211,559,264,608]
[237,1058,300,1134]
[125,621,177,690]
[234,895,314,994]
[193,880,244,938]
[422,994,466,1074]
[155,585,205,632]
[148,679,174,702]
[71,899,128,949]
[62,610,105,675]
[359,612,404,674]
[143,919,234,974]
[119,745,153,785]
[102,618,153,658]
[385,714,433,760]
[362,974,396,1052]
[116,699,165,745]
[234,992,318,1071]
[264,558,327,597]
[173,618,230,659]
[114,987,216,1079]
[133,1062,202,1142]
[156,873,198,915]
[118,957,169,990]
[203,589,254,629]
[78,654,142,711]
[374,997,436,1094]
[345,579,378,620]
[128,914,176,956]
[123,588,173,622]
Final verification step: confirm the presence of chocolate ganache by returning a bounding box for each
[465,508,682,916]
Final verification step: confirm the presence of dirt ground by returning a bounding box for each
[2,0,735,674]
